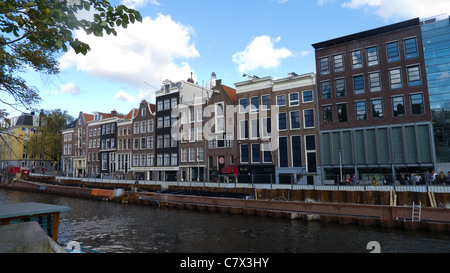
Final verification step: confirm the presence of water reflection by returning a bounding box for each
[1,189,449,253]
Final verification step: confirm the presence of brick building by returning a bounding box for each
[312,18,435,184]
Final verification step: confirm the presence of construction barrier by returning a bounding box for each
[91,189,115,197]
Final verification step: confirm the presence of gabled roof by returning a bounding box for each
[124,108,139,120]
[222,85,237,104]
[83,113,95,123]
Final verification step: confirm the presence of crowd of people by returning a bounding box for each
[341,170,450,186]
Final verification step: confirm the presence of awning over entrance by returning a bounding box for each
[221,166,237,176]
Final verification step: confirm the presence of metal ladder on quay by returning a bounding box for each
[412,201,422,222]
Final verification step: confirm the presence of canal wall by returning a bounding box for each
[1,178,449,233]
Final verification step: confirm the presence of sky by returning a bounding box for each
[11,0,450,118]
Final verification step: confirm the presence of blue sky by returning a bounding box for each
[13,0,450,118]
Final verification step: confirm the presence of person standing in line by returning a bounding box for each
[425,171,431,185]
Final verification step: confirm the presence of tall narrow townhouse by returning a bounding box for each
[61,119,76,176]
[97,111,123,178]
[130,100,156,180]
[86,112,112,178]
[203,78,238,183]
[312,18,435,184]
[117,108,137,179]
[72,112,94,177]
[272,73,320,185]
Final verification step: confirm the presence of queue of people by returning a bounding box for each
[340,170,450,185]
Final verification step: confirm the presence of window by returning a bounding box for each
[322,105,333,124]
[371,99,384,119]
[164,154,170,166]
[262,143,272,163]
[157,117,163,128]
[292,136,302,167]
[290,111,301,129]
[335,78,346,97]
[276,95,286,106]
[171,97,177,108]
[197,147,204,162]
[157,154,163,166]
[196,109,203,122]
[321,81,331,99]
[133,138,139,150]
[262,117,271,138]
[189,128,195,142]
[134,122,139,134]
[407,65,421,86]
[387,41,399,62]
[141,121,146,133]
[250,119,259,139]
[241,144,249,163]
[147,154,154,166]
[164,116,170,127]
[333,54,344,72]
[171,153,177,166]
[302,90,313,102]
[147,136,153,149]
[367,46,379,66]
[389,68,402,89]
[141,108,146,117]
[250,97,259,112]
[319,57,330,75]
[239,120,248,139]
[353,75,365,94]
[351,50,363,69]
[189,148,196,162]
[140,137,146,149]
[140,154,146,167]
[369,72,381,92]
[289,93,299,106]
[157,100,163,111]
[355,101,367,121]
[261,95,270,110]
[157,135,163,148]
[148,119,154,132]
[304,109,314,128]
[189,108,195,123]
[392,96,405,117]
[181,148,188,162]
[337,103,348,122]
[239,98,248,113]
[251,144,260,163]
[278,113,287,130]
[164,99,170,110]
[410,93,424,115]
[278,137,288,167]
[305,135,317,173]
[404,37,418,59]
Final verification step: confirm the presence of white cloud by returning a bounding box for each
[114,90,138,103]
[59,83,81,95]
[122,0,161,9]
[60,13,199,91]
[232,36,293,73]
[340,0,450,20]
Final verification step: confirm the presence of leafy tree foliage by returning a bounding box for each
[0,0,142,118]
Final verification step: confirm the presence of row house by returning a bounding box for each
[130,100,155,180]
[234,73,320,185]
[312,18,435,183]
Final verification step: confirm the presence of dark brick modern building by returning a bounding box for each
[312,18,435,184]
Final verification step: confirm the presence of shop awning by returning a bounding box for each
[221,166,237,176]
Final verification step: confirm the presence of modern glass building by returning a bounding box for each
[421,15,450,165]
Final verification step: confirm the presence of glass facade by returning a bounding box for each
[421,16,450,163]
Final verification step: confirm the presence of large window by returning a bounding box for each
[355,101,367,121]
[392,96,405,117]
[407,65,421,86]
[241,144,249,163]
[239,120,248,139]
[333,54,344,72]
[367,46,379,66]
[410,93,424,115]
[337,103,348,122]
[303,90,313,102]
[279,137,288,167]
[371,99,384,119]
[389,68,402,89]
[369,72,381,92]
[351,50,363,69]
[335,78,346,97]
[239,98,248,113]
[319,57,330,75]
[353,75,365,94]
[289,93,299,106]
[278,113,287,130]
[322,105,332,124]
[290,111,301,129]
[276,95,286,106]
[250,119,259,139]
[387,41,399,62]
[304,109,315,128]
[252,144,260,163]
[292,136,302,167]
[321,81,331,99]
[404,37,418,59]
[261,95,270,110]
[250,97,259,113]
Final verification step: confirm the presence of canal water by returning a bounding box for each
[1,189,449,253]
